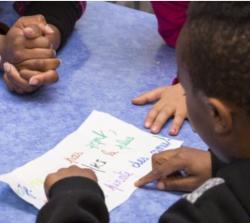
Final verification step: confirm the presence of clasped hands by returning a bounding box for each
[1,15,60,94]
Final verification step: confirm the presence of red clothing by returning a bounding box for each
[152,1,189,48]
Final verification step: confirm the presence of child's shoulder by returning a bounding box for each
[160,160,250,223]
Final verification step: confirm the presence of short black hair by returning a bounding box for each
[182,2,250,115]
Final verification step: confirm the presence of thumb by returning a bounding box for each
[132,87,165,105]
[157,176,197,192]
[29,70,59,86]
[37,24,54,35]
[23,24,54,39]
[135,170,160,187]
[23,24,42,39]
[135,154,187,187]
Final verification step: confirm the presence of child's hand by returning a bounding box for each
[3,62,59,94]
[135,148,211,192]
[12,15,54,37]
[1,16,56,66]
[2,17,60,93]
[13,15,61,50]
[44,166,98,198]
[132,83,187,136]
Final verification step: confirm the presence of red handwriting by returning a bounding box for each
[64,152,84,164]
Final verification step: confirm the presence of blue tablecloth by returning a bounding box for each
[0,2,207,223]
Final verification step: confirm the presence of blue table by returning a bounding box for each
[0,2,207,223]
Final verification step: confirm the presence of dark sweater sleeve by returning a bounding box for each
[15,1,86,49]
[209,149,227,177]
[36,176,109,223]
[159,179,248,223]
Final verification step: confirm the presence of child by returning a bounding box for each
[37,2,250,222]
[1,2,85,94]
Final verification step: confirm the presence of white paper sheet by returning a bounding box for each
[0,111,183,211]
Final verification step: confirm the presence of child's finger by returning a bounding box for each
[150,107,174,134]
[4,72,25,94]
[169,113,186,136]
[156,176,196,192]
[17,58,61,73]
[4,62,35,93]
[16,15,53,34]
[144,101,165,129]
[3,73,14,92]
[134,170,159,187]
[25,36,51,49]
[4,62,28,87]
[151,149,178,169]
[16,15,47,29]
[132,87,166,105]
[29,70,59,86]
[19,70,40,81]
[135,155,187,187]
[15,48,56,63]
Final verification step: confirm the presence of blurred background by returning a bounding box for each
[110,1,153,13]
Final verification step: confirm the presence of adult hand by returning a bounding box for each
[44,166,98,198]
[135,147,212,192]
[132,83,187,136]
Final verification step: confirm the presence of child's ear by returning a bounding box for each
[206,98,233,135]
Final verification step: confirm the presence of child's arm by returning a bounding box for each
[159,180,231,223]
[37,166,109,223]
[151,2,189,48]
[158,160,249,223]
[133,2,189,136]
[135,147,212,192]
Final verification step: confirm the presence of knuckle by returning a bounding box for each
[148,108,158,118]
[16,16,26,23]
[176,148,187,160]
[13,37,22,47]
[46,173,53,179]
[48,49,56,58]
[152,154,160,163]
[175,113,186,120]
[71,165,79,169]
[13,50,22,61]
[59,167,67,172]
[162,107,173,117]
[37,59,45,68]
[36,14,46,23]
[165,180,176,190]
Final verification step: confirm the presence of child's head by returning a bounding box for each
[177,2,250,162]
